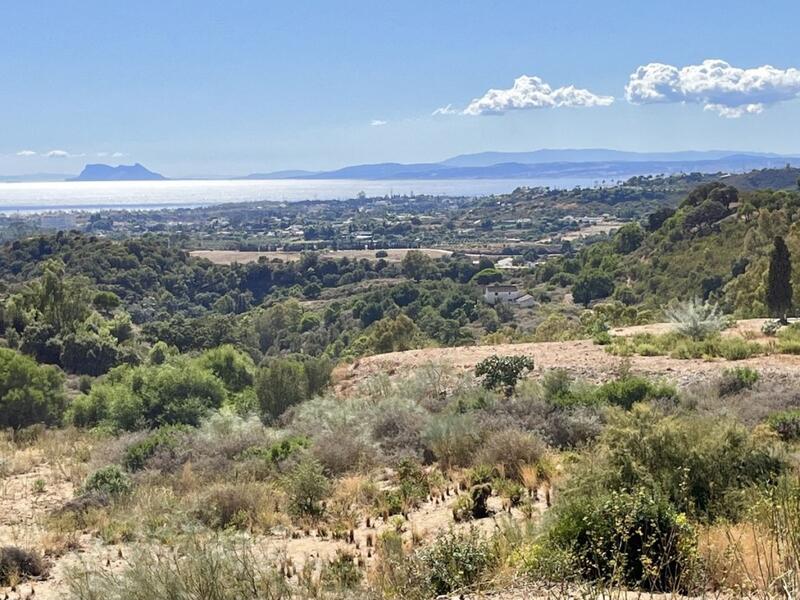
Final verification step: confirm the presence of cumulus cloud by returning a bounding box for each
[46,149,71,158]
[625,59,800,117]
[461,75,614,116]
[370,119,388,127]
[112,151,125,158]
[16,150,37,157]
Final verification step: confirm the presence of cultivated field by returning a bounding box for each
[190,248,453,265]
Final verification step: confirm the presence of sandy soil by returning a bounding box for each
[190,247,453,265]
[2,318,792,598]
[334,319,799,393]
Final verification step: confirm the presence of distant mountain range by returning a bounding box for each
[243,149,800,181]
[3,150,799,183]
[68,163,166,182]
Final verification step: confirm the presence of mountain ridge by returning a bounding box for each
[68,163,166,182]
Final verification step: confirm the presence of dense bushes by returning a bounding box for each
[545,489,696,591]
[0,347,65,429]
[69,358,227,430]
[574,406,786,521]
[594,376,675,410]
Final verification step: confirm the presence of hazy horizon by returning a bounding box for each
[3,1,800,177]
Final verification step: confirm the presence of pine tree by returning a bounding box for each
[766,236,793,321]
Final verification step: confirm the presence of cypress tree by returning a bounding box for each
[766,236,793,321]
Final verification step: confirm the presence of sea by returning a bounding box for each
[0,178,600,214]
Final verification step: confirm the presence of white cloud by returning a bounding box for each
[461,75,614,116]
[112,151,125,158]
[370,119,388,127]
[16,150,37,157]
[432,104,459,116]
[44,149,86,158]
[625,59,800,117]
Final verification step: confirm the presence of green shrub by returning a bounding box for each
[546,488,696,592]
[716,337,762,360]
[718,367,759,396]
[255,358,308,422]
[198,345,255,393]
[82,465,132,498]
[284,456,330,517]
[583,406,787,521]
[0,347,65,429]
[474,354,534,397]
[594,377,675,410]
[238,435,310,464]
[123,426,186,472]
[768,410,800,441]
[321,549,362,590]
[414,529,493,596]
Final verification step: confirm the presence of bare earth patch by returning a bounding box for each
[190,247,453,265]
[335,319,800,393]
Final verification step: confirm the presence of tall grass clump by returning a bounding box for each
[67,536,291,600]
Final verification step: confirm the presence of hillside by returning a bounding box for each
[537,178,800,317]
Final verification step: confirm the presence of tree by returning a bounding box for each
[572,270,614,307]
[0,348,65,429]
[472,268,503,285]
[256,358,308,421]
[92,291,121,314]
[646,207,675,232]
[198,345,255,393]
[613,223,645,254]
[401,250,436,281]
[683,199,728,232]
[766,236,793,321]
[474,354,534,397]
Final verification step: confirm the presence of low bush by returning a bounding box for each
[768,409,800,441]
[579,406,787,521]
[414,529,494,596]
[545,488,696,592]
[122,426,186,472]
[0,546,46,585]
[594,376,675,410]
[82,465,132,498]
[423,413,483,469]
[717,367,759,396]
[608,333,761,361]
[474,354,534,396]
[475,428,546,482]
[194,482,272,531]
[284,456,330,517]
[67,536,290,600]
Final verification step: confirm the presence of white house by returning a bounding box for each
[482,284,535,307]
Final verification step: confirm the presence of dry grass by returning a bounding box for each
[190,247,452,265]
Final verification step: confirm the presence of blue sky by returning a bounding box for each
[2,0,800,176]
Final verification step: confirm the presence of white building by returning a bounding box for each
[482,284,535,307]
